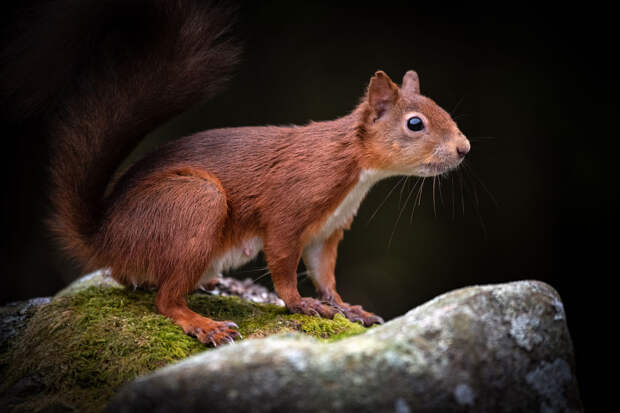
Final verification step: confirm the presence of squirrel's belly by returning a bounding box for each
[197,237,263,285]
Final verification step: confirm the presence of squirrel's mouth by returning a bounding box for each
[416,160,461,177]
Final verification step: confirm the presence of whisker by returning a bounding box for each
[407,178,422,224]
[459,167,465,216]
[233,265,268,274]
[398,176,410,208]
[450,95,465,117]
[463,169,488,239]
[452,113,469,122]
[469,136,497,141]
[252,269,272,283]
[410,177,426,224]
[387,177,419,248]
[432,176,437,217]
[462,162,498,208]
[438,174,445,208]
[464,166,481,210]
[451,172,456,220]
[418,177,426,206]
[367,176,406,225]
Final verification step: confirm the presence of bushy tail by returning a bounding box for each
[2,0,239,263]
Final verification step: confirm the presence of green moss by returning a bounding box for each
[2,286,367,412]
[290,313,367,341]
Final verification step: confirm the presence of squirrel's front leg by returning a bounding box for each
[264,234,338,319]
[302,229,384,326]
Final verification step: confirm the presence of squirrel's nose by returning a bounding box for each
[456,139,470,158]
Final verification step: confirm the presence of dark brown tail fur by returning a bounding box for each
[3,0,239,265]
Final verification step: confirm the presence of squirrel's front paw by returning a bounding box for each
[329,302,384,327]
[287,297,339,319]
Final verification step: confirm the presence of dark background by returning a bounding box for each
[1,1,615,409]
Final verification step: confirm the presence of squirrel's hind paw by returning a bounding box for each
[187,319,241,347]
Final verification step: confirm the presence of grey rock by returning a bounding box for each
[108,280,582,412]
[0,297,50,353]
[54,269,122,297]
[198,276,286,306]
[0,296,51,411]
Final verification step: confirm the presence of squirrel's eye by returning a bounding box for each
[407,116,424,132]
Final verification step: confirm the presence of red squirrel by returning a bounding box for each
[25,1,470,346]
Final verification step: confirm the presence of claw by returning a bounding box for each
[368,315,385,325]
[224,321,239,329]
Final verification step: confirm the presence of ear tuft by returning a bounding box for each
[368,70,399,119]
[402,70,420,94]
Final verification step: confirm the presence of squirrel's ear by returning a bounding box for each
[401,70,420,94]
[368,70,399,119]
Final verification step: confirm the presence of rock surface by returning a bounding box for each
[0,297,50,354]
[109,280,582,412]
[0,272,364,412]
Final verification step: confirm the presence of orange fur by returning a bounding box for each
[47,4,470,345]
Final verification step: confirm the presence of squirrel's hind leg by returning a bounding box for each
[155,274,240,346]
[152,167,240,345]
[104,166,240,345]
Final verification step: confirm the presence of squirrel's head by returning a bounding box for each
[361,70,470,177]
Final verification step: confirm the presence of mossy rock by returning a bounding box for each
[109,281,582,413]
[0,281,366,412]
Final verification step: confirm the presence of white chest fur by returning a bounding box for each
[312,169,394,241]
